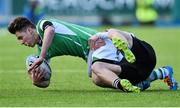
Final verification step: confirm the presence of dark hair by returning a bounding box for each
[8,17,36,34]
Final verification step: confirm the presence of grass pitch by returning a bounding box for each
[0,27,180,107]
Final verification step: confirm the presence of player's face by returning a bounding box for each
[15,28,37,47]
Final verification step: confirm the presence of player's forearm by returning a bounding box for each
[40,26,55,59]
[107,29,130,39]
[95,30,122,39]
[107,28,132,48]
[107,29,121,39]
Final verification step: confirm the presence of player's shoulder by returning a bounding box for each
[37,18,50,27]
[36,18,56,31]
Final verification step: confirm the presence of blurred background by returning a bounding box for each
[0,0,180,27]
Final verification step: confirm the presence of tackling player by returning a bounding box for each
[88,29,178,91]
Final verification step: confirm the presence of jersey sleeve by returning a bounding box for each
[39,20,53,31]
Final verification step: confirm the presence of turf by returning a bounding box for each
[0,27,180,107]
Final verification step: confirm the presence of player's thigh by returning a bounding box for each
[92,61,122,75]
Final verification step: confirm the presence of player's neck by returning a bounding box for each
[37,35,43,46]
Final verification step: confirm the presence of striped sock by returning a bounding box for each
[112,78,120,89]
[148,67,169,82]
[112,78,124,91]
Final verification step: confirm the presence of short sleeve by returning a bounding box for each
[39,20,53,31]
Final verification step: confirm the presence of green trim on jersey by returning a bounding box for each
[36,19,97,61]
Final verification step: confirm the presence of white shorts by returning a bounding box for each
[87,38,123,77]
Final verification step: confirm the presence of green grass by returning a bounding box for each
[0,27,180,107]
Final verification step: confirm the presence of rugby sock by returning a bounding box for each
[112,78,124,90]
[148,67,169,82]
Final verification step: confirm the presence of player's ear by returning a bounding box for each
[27,27,33,35]
[25,27,30,33]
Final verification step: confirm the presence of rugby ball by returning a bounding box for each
[26,55,51,81]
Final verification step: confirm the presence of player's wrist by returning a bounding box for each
[39,53,46,60]
[38,56,46,64]
[39,56,45,59]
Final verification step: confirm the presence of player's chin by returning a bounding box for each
[33,80,50,88]
[29,44,35,48]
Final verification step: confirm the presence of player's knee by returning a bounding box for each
[92,73,104,86]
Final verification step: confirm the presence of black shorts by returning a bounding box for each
[119,36,156,85]
[93,36,156,85]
